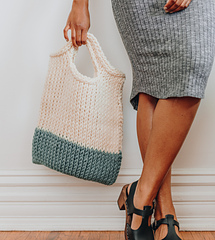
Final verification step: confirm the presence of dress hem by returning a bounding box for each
[130,90,204,111]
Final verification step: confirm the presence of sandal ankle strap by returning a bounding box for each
[126,180,138,198]
[133,204,154,217]
[126,180,138,215]
[152,214,180,231]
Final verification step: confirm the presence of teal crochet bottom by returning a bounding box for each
[32,127,122,185]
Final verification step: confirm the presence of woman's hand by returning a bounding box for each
[164,0,192,13]
[63,0,90,47]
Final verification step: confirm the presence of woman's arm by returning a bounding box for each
[63,0,90,47]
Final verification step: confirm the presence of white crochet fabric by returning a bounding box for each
[32,32,126,185]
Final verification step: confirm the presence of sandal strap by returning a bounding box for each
[125,180,138,215]
[126,180,138,198]
[152,214,180,231]
[133,205,154,217]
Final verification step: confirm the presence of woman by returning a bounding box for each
[63,0,215,239]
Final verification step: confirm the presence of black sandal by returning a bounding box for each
[117,180,155,240]
[117,180,138,240]
[152,214,182,240]
[127,204,154,240]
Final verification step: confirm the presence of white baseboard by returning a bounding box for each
[0,168,214,231]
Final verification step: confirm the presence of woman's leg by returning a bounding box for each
[127,93,201,235]
[127,94,176,237]
[127,92,158,227]
[132,93,179,239]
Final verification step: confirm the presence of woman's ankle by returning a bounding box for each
[154,199,177,220]
[128,179,156,211]
[134,183,155,209]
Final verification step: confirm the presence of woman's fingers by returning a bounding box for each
[164,0,184,12]
[173,0,191,12]
[164,0,191,13]
[81,29,88,45]
[185,0,191,7]
[75,28,82,46]
[71,27,79,48]
[71,28,88,47]
[63,24,70,42]
[173,0,189,12]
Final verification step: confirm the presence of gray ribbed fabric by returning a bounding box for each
[111,0,215,111]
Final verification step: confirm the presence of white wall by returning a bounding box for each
[0,0,215,231]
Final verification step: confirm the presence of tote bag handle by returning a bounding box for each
[50,32,125,78]
[68,32,121,77]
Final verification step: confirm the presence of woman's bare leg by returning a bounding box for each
[127,93,158,228]
[126,93,201,238]
[127,93,177,238]
[126,93,181,238]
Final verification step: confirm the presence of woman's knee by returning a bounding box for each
[138,92,159,106]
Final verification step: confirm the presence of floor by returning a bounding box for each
[0,231,215,240]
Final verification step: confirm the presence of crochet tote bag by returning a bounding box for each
[32,32,126,185]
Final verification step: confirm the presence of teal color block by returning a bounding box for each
[32,127,122,185]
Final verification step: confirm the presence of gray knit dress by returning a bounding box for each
[111,0,215,111]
